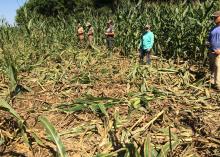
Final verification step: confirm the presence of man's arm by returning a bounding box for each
[105,32,114,36]
[214,49,220,55]
[105,26,115,36]
[148,33,154,50]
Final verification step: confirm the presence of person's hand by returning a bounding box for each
[215,49,220,55]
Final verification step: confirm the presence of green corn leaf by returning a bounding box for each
[89,103,99,113]
[159,139,180,157]
[57,103,87,113]
[0,99,31,147]
[144,135,151,157]
[144,135,158,157]
[31,132,45,146]
[7,63,17,92]
[0,138,5,146]
[98,104,109,117]
[38,116,67,157]
[182,6,189,18]
[0,99,23,123]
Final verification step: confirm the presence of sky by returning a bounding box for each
[0,0,26,25]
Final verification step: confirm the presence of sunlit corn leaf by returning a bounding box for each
[144,135,158,157]
[0,99,23,123]
[0,99,31,147]
[31,132,45,146]
[38,116,67,157]
[129,97,141,109]
[57,103,88,113]
[0,137,5,146]
[158,139,180,157]
[98,104,109,117]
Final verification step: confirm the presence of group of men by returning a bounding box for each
[77,19,155,64]
[75,11,220,91]
[77,20,115,50]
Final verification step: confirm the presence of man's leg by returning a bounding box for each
[139,49,144,63]
[146,50,151,64]
[109,37,114,50]
[108,37,114,56]
[215,55,220,89]
[209,53,216,84]
[106,38,110,49]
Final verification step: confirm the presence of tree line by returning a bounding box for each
[15,0,207,25]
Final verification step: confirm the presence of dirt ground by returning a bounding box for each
[0,51,220,157]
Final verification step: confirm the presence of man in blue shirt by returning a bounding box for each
[208,11,220,90]
[139,24,154,64]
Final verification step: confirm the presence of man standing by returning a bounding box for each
[77,23,84,46]
[86,22,94,47]
[208,11,220,90]
[105,20,115,51]
[139,24,154,64]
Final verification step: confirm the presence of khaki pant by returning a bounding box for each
[209,53,220,89]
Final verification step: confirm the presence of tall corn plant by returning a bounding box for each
[4,0,220,66]
[0,23,18,95]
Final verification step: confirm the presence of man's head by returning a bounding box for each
[212,11,220,25]
[145,24,151,31]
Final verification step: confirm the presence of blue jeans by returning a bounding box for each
[140,49,151,64]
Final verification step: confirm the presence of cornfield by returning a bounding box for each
[0,0,220,157]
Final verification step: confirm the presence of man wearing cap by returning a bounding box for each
[77,23,84,45]
[208,11,220,90]
[86,22,94,47]
[139,24,154,64]
[105,20,115,51]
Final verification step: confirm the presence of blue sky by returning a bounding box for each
[0,0,26,24]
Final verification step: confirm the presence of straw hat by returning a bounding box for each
[107,20,113,24]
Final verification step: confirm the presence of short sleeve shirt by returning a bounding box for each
[208,26,220,51]
[106,25,114,33]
